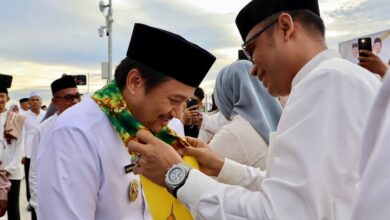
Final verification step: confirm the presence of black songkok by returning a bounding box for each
[19,98,29,103]
[236,0,320,41]
[0,74,13,94]
[51,75,77,95]
[126,23,216,87]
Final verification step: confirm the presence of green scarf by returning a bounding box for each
[91,80,195,219]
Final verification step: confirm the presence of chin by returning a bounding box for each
[149,124,164,133]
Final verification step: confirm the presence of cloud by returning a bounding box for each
[1,0,389,102]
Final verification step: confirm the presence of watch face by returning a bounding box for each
[169,167,185,184]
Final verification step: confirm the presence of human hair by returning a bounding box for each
[374,37,382,45]
[114,57,170,94]
[265,9,325,39]
[194,87,205,100]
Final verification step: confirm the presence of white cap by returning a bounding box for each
[29,91,40,99]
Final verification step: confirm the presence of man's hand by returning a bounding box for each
[183,137,225,177]
[181,106,201,126]
[358,50,389,78]
[128,130,183,187]
[0,200,7,217]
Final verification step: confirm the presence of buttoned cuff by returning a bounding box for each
[217,158,246,185]
[177,169,216,219]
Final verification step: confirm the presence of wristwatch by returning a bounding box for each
[165,163,191,198]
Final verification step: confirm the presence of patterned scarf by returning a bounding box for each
[91,81,196,219]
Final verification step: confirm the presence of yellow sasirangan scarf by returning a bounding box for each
[91,81,196,220]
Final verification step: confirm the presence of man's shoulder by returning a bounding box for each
[310,58,381,89]
[52,98,106,133]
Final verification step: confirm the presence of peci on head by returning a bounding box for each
[115,23,216,133]
[236,0,325,97]
[51,75,80,114]
[0,74,12,111]
[19,98,30,111]
[28,91,43,112]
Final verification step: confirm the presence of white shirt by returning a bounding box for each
[350,69,390,220]
[29,114,58,212]
[209,115,267,170]
[177,49,381,220]
[198,111,229,143]
[37,98,152,220]
[23,109,46,158]
[168,118,185,136]
[0,111,24,180]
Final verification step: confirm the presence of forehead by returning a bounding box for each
[0,93,7,97]
[55,87,79,96]
[148,78,195,99]
[29,96,41,100]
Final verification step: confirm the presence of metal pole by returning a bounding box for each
[108,0,113,82]
[87,73,90,95]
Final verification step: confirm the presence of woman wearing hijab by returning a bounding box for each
[9,104,19,113]
[210,60,282,170]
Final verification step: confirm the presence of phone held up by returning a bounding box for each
[358,37,372,57]
[187,98,198,108]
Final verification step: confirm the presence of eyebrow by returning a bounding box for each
[170,94,189,100]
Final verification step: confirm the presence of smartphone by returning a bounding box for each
[358,37,372,57]
[187,98,198,108]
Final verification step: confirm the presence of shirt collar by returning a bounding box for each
[292,49,340,88]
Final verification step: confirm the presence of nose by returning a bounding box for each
[72,98,80,105]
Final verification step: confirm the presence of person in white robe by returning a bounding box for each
[0,74,25,220]
[350,69,390,220]
[29,75,81,219]
[36,23,215,220]
[127,1,382,219]
[22,91,46,208]
[209,60,282,169]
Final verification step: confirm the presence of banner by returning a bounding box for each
[339,29,390,64]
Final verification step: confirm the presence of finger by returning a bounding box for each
[133,166,143,175]
[182,146,205,158]
[358,56,370,62]
[135,129,154,144]
[128,140,147,155]
[176,148,185,156]
[359,50,372,56]
[188,106,198,111]
[185,136,198,147]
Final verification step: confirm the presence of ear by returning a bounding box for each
[125,68,144,95]
[277,13,295,41]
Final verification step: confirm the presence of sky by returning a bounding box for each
[1,0,390,106]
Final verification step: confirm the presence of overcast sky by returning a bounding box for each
[1,0,389,105]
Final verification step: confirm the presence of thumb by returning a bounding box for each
[135,129,153,144]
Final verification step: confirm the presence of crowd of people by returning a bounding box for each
[0,0,389,219]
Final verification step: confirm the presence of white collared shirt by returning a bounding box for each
[37,98,152,220]
[177,49,381,220]
[23,109,46,158]
[29,113,58,212]
[350,69,390,220]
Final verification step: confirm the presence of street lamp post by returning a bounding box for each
[98,0,113,82]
